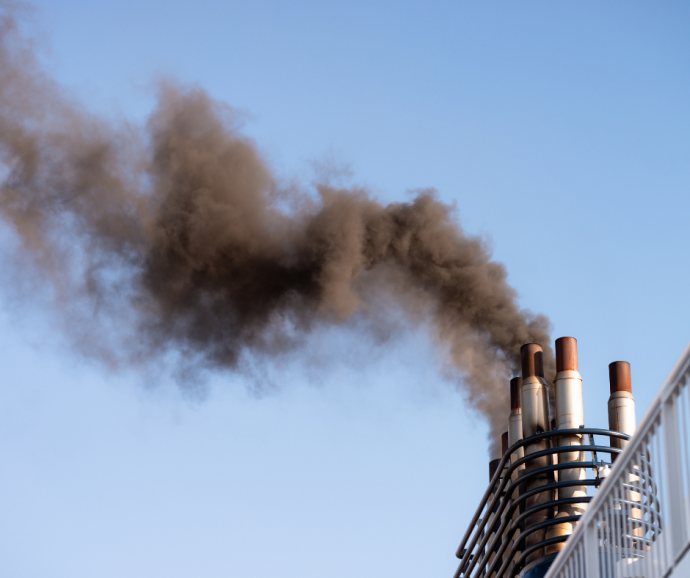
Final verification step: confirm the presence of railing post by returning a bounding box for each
[662,391,687,561]
[583,519,600,578]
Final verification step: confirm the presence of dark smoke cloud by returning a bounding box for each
[0,6,554,455]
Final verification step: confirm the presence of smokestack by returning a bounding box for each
[521,343,545,379]
[519,343,554,563]
[607,361,642,537]
[520,344,550,439]
[547,337,587,552]
[501,432,509,456]
[608,362,636,450]
[510,377,521,410]
[554,337,584,430]
[507,377,524,479]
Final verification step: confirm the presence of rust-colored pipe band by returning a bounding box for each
[510,377,523,410]
[609,361,632,394]
[521,343,544,378]
[555,336,578,372]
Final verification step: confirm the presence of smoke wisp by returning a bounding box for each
[0,8,554,455]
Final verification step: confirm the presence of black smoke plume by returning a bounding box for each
[0,6,554,455]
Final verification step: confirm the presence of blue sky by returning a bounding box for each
[1,1,689,577]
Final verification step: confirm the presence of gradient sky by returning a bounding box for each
[1,2,689,577]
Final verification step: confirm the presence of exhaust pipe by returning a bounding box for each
[608,361,636,450]
[546,337,587,552]
[508,377,524,477]
[504,377,524,571]
[608,361,641,539]
[520,343,554,564]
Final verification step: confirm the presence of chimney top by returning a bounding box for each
[510,377,522,410]
[609,361,632,394]
[556,337,578,372]
[521,343,544,378]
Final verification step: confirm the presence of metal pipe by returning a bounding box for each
[508,377,524,480]
[546,337,587,553]
[608,361,642,543]
[519,343,554,564]
[505,377,524,573]
[608,361,636,450]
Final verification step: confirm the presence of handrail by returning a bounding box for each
[454,428,628,560]
[485,503,590,578]
[456,459,607,578]
[511,537,568,576]
[460,480,600,578]
[455,428,628,578]
[497,516,580,578]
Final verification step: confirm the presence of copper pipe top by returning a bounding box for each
[555,337,578,372]
[501,432,509,456]
[521,343,544,378]
[609,361,632,394]
[510,377,523,410]
[489,458,501,481]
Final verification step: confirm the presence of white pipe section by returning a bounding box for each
[547,366,587,552]
[608,361,641,539]
[519,343,554,565]
[521,375,551,451]
[608,392,636,450]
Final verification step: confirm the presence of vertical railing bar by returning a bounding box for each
[662,390,686,560]
[641,435,653,578]
[617,481,625,577]
[643,448,651,578]
[611,493,618,578]
[680,384,690,546]
[595,512,605,578]
[579,541,584,578]
[621,481,628,575]
[652,427,660,578]
[645,435,652,578]
[588,514,599,578]
[655,424,668,576]
[653,431,661,576]
[606,494,614,578]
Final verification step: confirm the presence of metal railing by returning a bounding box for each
[454,429,633,578]
[545,341,690,578]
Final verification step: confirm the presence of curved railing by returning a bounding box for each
[544,340,690,578]
[454,429,636,578]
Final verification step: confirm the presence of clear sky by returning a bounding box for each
[1,1,689,577]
